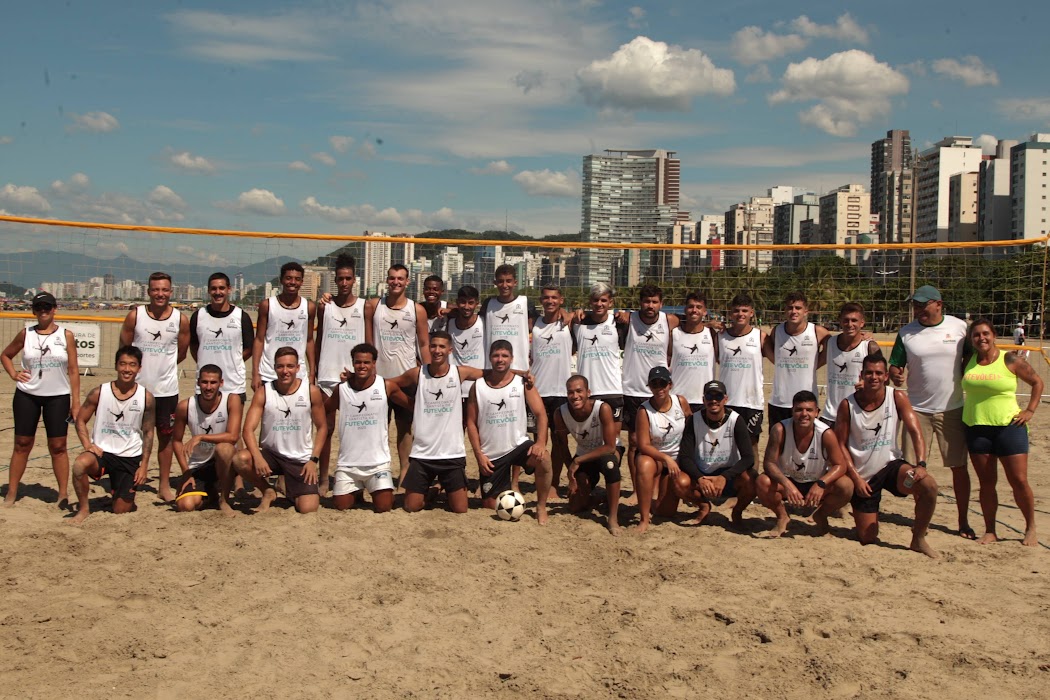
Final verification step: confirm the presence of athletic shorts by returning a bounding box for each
[680,463,747,499]
[334,462,394,495]
[767,404,793,430]
[12,389,70,439]
[591,394,624,423]
[903,407,967,468]
[575,446,625,487]
[964,423,1029,457]
[402,457,468,494]
[318,381,339,399]
[389,386,415,425]
[176,461,218,504]
[622,395,648,431]
[851,458,908,514]
[527,396,567,433]
[89,451,141,502]
[479,440,534,498]
[154,395,179,438]
[261,449,318,500]
[728,406,763,439]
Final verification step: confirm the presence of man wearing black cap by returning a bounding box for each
[889,285,973,539]
[672,379,756,525]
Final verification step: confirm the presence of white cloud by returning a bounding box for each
[50,173,91,196]
[788,14,869,44]
[0,184,52,215]
[0,136,11,145]
[745,65,773,83]
[470,160,514,175]
[627,6,645,29]
[67,111,120,133]
[148,185,187,211]
[329,135,354,153]
[769,50,909,137]
[931,56,999,87]
[169,150,218,174]
[300,196,459,229]
[578,36,735,111]
[288,160,313,173]
[357,141,377,159]
[166,10,334,64]
[60,186,187,224]
[513,169,580,198]
[175,244,228,265]
[998,97,1050,122]
[312,151,336,166]
[731,27,807,66]
[220,189,286,216]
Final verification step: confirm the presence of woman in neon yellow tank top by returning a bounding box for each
[962,319,1043,547]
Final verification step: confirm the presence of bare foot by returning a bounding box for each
[1022,529,1038,547]
[764,515,790,538]
[730,507,747,528]
[910,535,940,559]
[257,488,277,513]
[637,518,650,534]
[70,509,90,525]
[683,502,712,525]
[812,512,831,536]
[1,495,15,507]
[608,521,621,537]
[977,531,999,545]
[536,505,548,526]
[158,487,176,503]
[546,487,560,502]
[218,501,237,518]
[957,524,977,540]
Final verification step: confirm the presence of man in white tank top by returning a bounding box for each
[670,292,718,412]
[171,365,241,515]
[835,353,939,558]
[757,390,851,538]
[252,262,316,390]
[71,346,157,524]
[119,271,189,504]
[530,285,575,497]
[422,275,448,333]
[552,375,623,536]
[634,366,691,533]
[466,340,553,524]
[314,255,369,495]
[818,302,880,427]
[480,264,534,371]
[190,272,255,401]
[572,282,627,424]
[234,347,328,514]
[447,285,485,402]
[717,293,767,449]
[762,292,830,430]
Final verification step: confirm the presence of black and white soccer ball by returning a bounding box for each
[495,490,526,521]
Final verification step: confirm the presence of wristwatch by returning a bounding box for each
[815,479,827,489]
[917,460,927,468]
[307,455,319,463]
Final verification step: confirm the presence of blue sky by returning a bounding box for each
[2,0,1049,265]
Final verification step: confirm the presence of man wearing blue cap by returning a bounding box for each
[889,285,973,538]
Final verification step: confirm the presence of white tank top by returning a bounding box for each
[259,297,309,382]
[770,323,819,408]
[474,375,529,459]
[426,301,447,333]
[822,336,868,421]
[373,296,419,378]
[318,298,366,385]
[777,418,829,483]
[194,307,247,394]
[337,375,390,468]
[92,383,146,458]
[669,326,716,404]
[576,316,622,396]
[560,399,620,457]
[449,317,485,398]
[641,397,686,459]
[622,311,670,397]
[689,411,741,475]
[18,326,70,396]
[186,392,232,469]
[530,316,573,398]
[484,295,530,371]
[846,387,902,481]
[134,306,182,397]
[718,328,764,410]
[410,365,466,459]
[260,379,313,462]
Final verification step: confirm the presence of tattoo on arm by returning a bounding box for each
[140,394,156,458]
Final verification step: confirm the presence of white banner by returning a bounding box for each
[25,321,103,368]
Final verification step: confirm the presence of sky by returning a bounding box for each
[2,0,1049,266]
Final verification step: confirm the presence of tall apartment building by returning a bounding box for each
[978,139,1017,253]
[818,184,870,263]
[580,149,684,286]
[773,193,820,269]
[1010,133,1050,240]
[361,230,391,297]
[915,136,984,244]
[724,197,774,270]
[947,172,979,243]
[871,131,913,245]
[435,246,465,290]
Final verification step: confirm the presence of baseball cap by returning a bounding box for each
[648,366,672,384]
[31,292,57,308]
[907,285,942,303]
[702,380,727,399]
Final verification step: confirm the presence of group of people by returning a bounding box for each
[3,260,1042,552]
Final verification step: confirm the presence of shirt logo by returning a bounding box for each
[490,399,507,411]
[149,330,162,341]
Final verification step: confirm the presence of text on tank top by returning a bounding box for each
[560,399,619,457]
[134,306,181,397]
[92,383,147,458]
[531,316,573,398]
[770,322,819,408]
[18,326,70,396]
[475,375,529,459]
[411,365,466,459]
[691,410,741,475]
[260,297,309,382]
[846,387,902,481]
[195,307,247,394]
[484,295,530,371]
[337,375,390,467]
[717,328,764,410]
[450,317,485,398]
[318,299,366,384]
[642,397,686,460]
[669,326,715,404]
[576,316,622,396]
[622,311,670,397]
[187,392,232,469]
[260,379,314,462]
[777,418,829,483]
[373,296,418,377]
[822,335,867,420]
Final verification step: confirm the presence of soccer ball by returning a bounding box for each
[495,490,527,521]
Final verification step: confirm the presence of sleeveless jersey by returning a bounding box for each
[821,335,868,421]
[411,365,466,460]
[669,326,716,404]
[575,316,622,396]
[449,317,485,398]
[186,391,232,469]
[337,375,390,468]
[317,298,366,385]
[373,296,419,378]
[641,397,686,459]
[426,301,447,333]
[93,383,147,458]
[777,418,830,483]
[560,399,620,457]
[622,311,671,397]
[258,297,309,382]
[531,316,573,398]
[484,295,530,371]
[770,322,819,408]
[717,328,763,410]
[845,387,902,481]
[17,326,70,396]
[962,352,1020,427]
[689,411,741,476]
[474,375,529,459]
[260,379,313,463]
[134,306,182,397]
[194,306,248,394]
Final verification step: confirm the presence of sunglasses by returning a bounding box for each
[703,392,725,402]
[649,380,670,389]
[32,304,56,312]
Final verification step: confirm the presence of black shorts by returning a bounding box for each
[964,423,1029,457]
[89,451,141,502]
[575,446,625,487]
[851,458,908,513]
[479,441,534,499]
[591,394,624,423]
[818,417,835,430]
[680,464,745,499]
[389,386,415,425]
[403,457,468,494]
[12,389,70,439]
[728,406,763,439]
[527,396,567,433]
[176,461,218,504]
[261,449,318,500]
[767,404,793,430]
[155,395,179,438]
[622,395,648,431]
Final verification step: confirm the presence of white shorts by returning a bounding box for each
[318,381,339,399]
[333,462,394,495]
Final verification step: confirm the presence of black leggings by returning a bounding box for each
[13,389,70,439]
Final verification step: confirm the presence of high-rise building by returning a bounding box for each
[773,193,820,269]
[435,246,465,291]
[947,172,979,243]
[361,230,391,297]
[580,149,684,286]
[724,197,774,270]
[819,184,870,263]
[1010,133,1050,240]
[871,130,913,245]
[978,139,1017,253]
[915,136,984,245]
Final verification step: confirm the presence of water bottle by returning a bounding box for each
[903,469,916,489]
